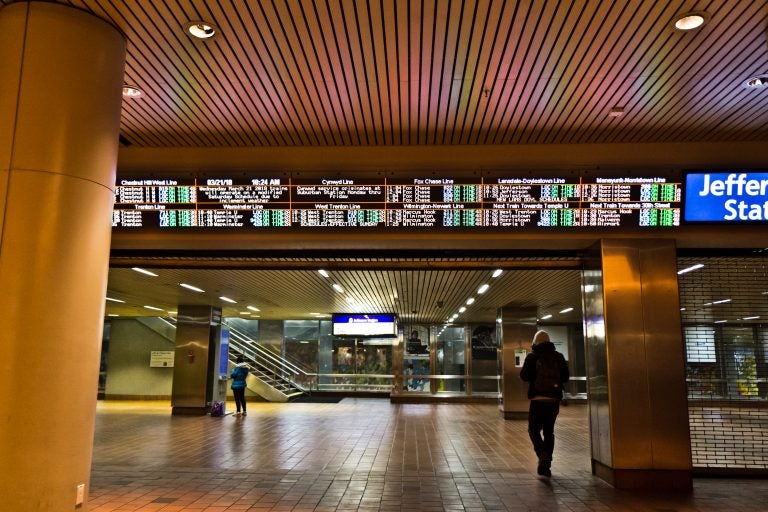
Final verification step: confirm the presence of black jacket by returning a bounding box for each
[519,341,570,400]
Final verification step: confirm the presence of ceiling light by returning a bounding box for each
[239,311,251,315]
[673,12,708,31]
[712,299,731,304]
[714,320,728,324]
[540,314,553,320]
[318,269,330,278]
[743,316,760,320]
[122,85,143,98]
[492,269,503,278]
[219,296,237,303]
[247,305,260,312]
[180,283,205,292]
[477,284,490,294]
[106,297,125,303]
[143,305,163,311]
[459,306,467,313]
[332,284,344,293]
[185,21,218,39]
[108,314,119,317]
[132,267,158,277]
[743,74,768,90]
[677,264,704,275]
[466,297,475,305]
[560,307,574,314]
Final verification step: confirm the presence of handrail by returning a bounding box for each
[227,328,309,378]
[227,331,313,393]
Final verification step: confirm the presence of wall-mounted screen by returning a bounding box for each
[112,174,682,230]
[684,171,768,222]
[332,314,398,337]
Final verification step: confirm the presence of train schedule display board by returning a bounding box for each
[113,175,682,230]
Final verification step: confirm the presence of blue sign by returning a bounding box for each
[332,313,398,337]
[219,328,230,376]
[685,172,768,222]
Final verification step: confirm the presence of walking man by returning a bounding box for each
[520,330,569,477]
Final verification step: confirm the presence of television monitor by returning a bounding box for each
[332,314,398,337]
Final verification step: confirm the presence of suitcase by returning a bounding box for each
[210,400,225,417]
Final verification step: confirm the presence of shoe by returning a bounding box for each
[234,411,241,416]
[537,456,552,477]
[242,411,247,416]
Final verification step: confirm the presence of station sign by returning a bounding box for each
[684,171,768,222]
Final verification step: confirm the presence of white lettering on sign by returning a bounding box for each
[699,173,768,197]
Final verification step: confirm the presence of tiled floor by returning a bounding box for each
[90,399,768,511]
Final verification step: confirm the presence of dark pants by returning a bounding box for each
[528,399,560,460]
[233,387,246,413]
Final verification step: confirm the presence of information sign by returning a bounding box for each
[113,175,682,229]
[684,172,768,222]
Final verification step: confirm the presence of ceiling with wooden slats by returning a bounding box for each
[105,264,583,324]
[7,0,765,324]
[10,0,765,147]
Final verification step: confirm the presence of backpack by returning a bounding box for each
[534,352,562,395]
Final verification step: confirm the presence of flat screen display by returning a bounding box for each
[112,174,682,229]
[332,314,398,337]
[684,171,768,222]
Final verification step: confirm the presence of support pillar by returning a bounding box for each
[171,305,224,415]
[584,239,692,490]
[499,306,537,419]
[0,2,125,510]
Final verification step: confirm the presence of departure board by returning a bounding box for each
[113,175,681,229]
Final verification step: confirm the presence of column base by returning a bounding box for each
[172,407,208,416]
[502,410,528,420]
[592,460,692,491]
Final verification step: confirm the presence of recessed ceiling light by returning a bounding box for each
[540,314,553,320]
[466,297,475,305]
[560,307,574,314]
[247,305,260,312]
[492,269,503,278]
[143,305,163,311]
[743,316,760,320]
[673,12,708,31]
[185,21,218,39]
[108,313,119,317]
[122,85,143,98]
[677,264,704,275]
[743,74,768,90]
[180,283,205,293]
[459,306,467,313]
[477,284,490,294]
[332,284,344,293]
[219,296,237,303]
[132,267,158,277]
[318,269,330,278]
[106,297,125,303]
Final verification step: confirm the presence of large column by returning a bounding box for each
[0,3,125,510]
[171,305,224,415]
[498,306,537,419]
[584,239,692,490]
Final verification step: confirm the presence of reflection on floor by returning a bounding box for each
[90,399,768,511]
